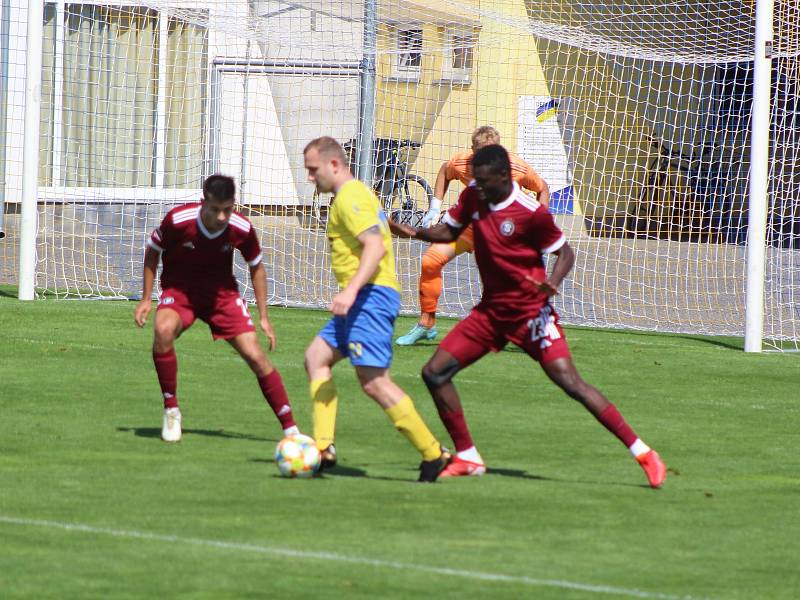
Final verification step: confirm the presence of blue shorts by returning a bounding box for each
[318,284,400,368]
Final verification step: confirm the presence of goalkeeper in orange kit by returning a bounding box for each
[396,125,550,345]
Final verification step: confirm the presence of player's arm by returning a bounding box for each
[434,161,452,200]
[391,220,461,244]
[421,161,453,227]
[545,241,575,291]
[249,260,276,350]
[395,184,466,243]
[329,226,385,316]
[521,167,550,210]
[134,246,160,327]
[535,179,550,211]
[526,241,575,296]
[238,225,275,348]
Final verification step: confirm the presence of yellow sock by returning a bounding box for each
[311,377,338,451]
[384,396,441,461]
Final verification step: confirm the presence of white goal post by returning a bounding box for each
[2,0,798,352]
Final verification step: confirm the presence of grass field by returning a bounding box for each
[1,285,798,599]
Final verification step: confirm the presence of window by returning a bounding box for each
[441,26,475,83]
[40,3,208,192]
[393,27,422,80]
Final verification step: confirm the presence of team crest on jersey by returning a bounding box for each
[221,243,232,252]
[182,241,195,249]
[500,219,515,236]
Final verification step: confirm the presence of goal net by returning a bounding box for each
[1,1,798,349]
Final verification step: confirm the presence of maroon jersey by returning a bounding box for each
[442,182,566,322]
[148,202,262,291]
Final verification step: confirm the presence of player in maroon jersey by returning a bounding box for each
[391,145,666,488]
[134,174,299,442]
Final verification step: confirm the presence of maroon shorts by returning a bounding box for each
[439,304,571,368]
[157,287,255,340]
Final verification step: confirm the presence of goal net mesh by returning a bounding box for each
[1,1,797,349]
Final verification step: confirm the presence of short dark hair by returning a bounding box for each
[471,144,511,175]
[203,174,236,203]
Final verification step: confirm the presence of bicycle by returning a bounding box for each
[310,138,434,228]
[627,135,718,242]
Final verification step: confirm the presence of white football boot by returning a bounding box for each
[161,407,182,442]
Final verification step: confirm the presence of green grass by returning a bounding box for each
[0,284,798,599]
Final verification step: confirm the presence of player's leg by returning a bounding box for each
[226,331,299,437]
[209,290,298,436]
[421,309,496,477]
[346,284,449,481]
[539,357,665,488]
[396,242,455,346]
[153,307,183,405]
[520,313,666,488]
[354,365,449,482]
[305,326,345,467]
[153,290,194,442]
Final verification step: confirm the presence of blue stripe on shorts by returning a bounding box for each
[318,284,400,368]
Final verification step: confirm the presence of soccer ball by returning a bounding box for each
[274,434,321,478]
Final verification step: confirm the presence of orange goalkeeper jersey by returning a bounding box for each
[445,150,548,207]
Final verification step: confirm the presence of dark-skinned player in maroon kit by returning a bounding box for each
[390,145,666,487]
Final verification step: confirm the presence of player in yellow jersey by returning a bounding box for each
[302,136,450,482]
[396,126,550,345]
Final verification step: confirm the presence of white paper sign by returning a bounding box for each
[518,96,574,213]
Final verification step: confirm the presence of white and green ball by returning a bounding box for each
[275,434,321,478]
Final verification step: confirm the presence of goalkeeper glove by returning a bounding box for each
[421,197,442,228]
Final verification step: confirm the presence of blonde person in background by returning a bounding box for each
[302,136,451,482]
[397,126,550,346]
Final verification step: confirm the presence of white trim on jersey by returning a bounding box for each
[489,182,520,212]
[147,238,164,252]
[442,213,462,228]
[514,193,541,213]
[229,214,251,233]
[542,234,567,254]
[196,213,227,239]
[172,206,200,224]
[246,252,263,267]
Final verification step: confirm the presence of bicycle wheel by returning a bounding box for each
[406,174,434,210]
[387,175,432,227]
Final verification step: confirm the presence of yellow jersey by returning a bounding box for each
[326,179,400,292]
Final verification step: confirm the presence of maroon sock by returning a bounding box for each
[153,348,178,409]
[437,407,475,453]
[596,403,638,448]
[258,370,296,430]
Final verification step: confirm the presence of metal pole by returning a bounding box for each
[355,0,377,184]
[744,0,774,352]
[154,13,168,187]
[0,0,11,239]
[19,0,45,299]
[239,42,251,204]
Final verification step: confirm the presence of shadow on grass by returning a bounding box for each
[486,467,552,480]
[674,336,742,350]
[250,461,366,478]
[249,459,415,482]
[317,464,414,482]
[117,426,278,442]
[488,466,652,489]
[0,286,18,298]
[562,326,744,351]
